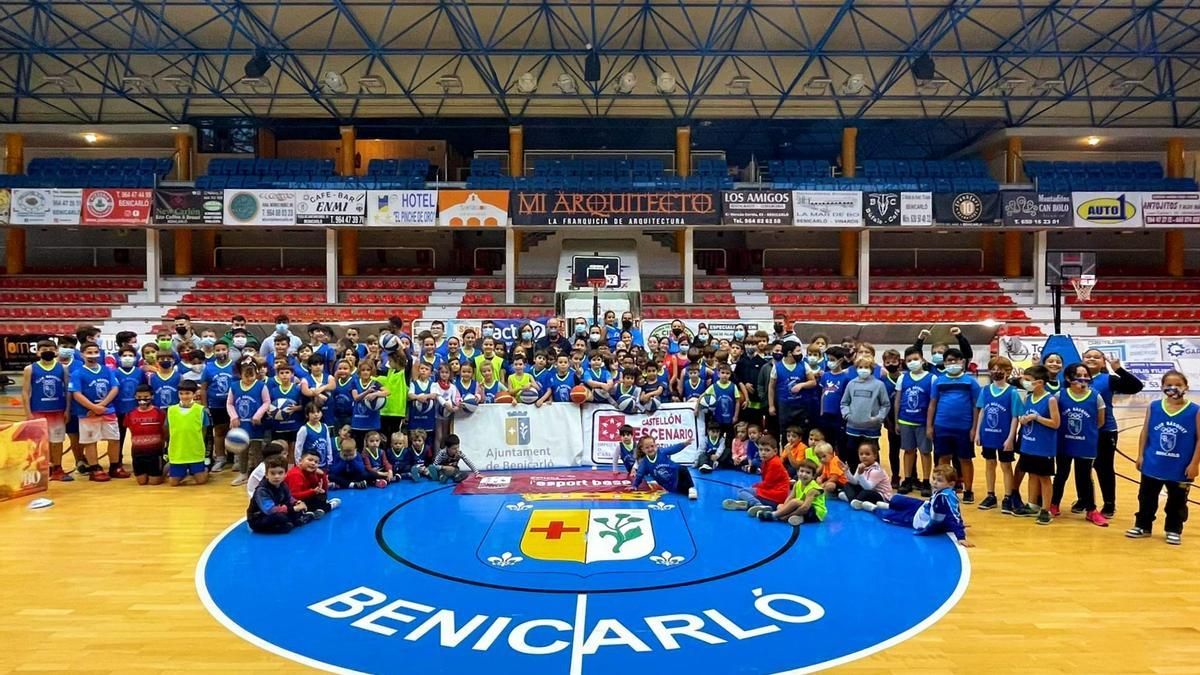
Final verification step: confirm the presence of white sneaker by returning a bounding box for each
[722,499,748,510]
[837,492,849,502]
[211,457,227,473]
[787,515,804,526]
[230,473,247,486]
[687,487,698,500]
[859,501,878,512]
[850,499,864,510]
[328,498,342,510]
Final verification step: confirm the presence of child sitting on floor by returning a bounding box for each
[857,465,973,547]
[248,455,317,534]
[285,448,341,516]
[431,434,481,483]
[722,436,789,518]
[814,441,848,494]
[839,441,893,505]
[767,459,826,526]
[330,437,375,489]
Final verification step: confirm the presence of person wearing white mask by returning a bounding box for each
[912,326,973,373]
[839,356,891,467]
[271,313,303,354]
[219,315,259,355]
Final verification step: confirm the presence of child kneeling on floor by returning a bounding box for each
[766,459,826,526]
[722,435,789,517]
[857,465,973,547]
[248,455,318,534]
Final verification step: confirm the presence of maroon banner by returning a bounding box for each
[454,470,653,497]
[81,188,153,225]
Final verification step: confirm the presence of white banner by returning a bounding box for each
[8,188,81,225]
[1141,192,1200,228]
[454,403,583,470]
[901,191,933,226]
[1078,337,1162,362]
[223,189,297,225]
[1072,192,1143,228]
[1161,337,1200,361]
[641,319,764,342]
[582,402,701,467]
[367,190,438,226]
[792,191,863,227]
[294,190,366,225]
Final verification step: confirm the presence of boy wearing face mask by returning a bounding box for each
[113,346,146,474]
[896,346,936,496]
[125,385,166,485]
[927,348,982,503]
[219,315,259,353]
[181,350,207,383]
[201,342,237,473]
[817,346,855,465]
[198,330,218,362]
[271,314,303,354]
[24,340,71,481]
[840,356,892,465]
[768,340,815,439]
[148,346,183,410]
[913,326,973,372]
[69,342,122,481]
[974,356,1022,512]
[620,313,644,348]
[226,327,252,361]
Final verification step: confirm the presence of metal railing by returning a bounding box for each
[761,247,841,270]
[211,246,437,270]
[30,245,142,267]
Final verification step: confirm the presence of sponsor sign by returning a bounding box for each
[932,192,999,225]
[900,192,933,226]
[511,191,717,227]
[1141,192,1200,228]
[584,403,700,466]
[721,190,792,226]
[791,191,863,227]
[1072,192,1143,228]
[367,190,438,226]
[294,189,366,226]
[642,319,762,342]
[152,189,224,225]
[223,189,297,226]
[0,188,9,224]
[0,418,49,503]
[81,188,153,225]
[8,188,81,225]
[1001,192,1072,228]
[453,403,584,470]
[1123,362,1179,392]
[863,192,931,227]
[1161,337,1200,360]
[439,189,509,227]
[0,333,55,371]
[1078,337,1163,362]
[453,471,639,496]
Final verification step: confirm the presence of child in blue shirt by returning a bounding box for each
[817,346,854,464]
[927,348,981,502]
[610,424,639,476]
[1013,365,1061,524]
[1051,362,1108,527]
[896,346,936,496]
[860,465,973,547]
[693,423,726,473]
[630,436,697,499]
[1127,370,1200,544]
[974,356,1022,512]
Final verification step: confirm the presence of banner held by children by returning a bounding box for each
[454,403,583,470]
[583,402,701,466]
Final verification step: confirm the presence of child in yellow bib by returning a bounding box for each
[167,381,211,486]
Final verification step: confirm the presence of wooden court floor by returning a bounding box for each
[1,401,1198,674]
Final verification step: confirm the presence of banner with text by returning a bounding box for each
[792,191,863,227]
[223,189,297,226]
[454,403,583,470]
[511,191,718,227]
[81,188,153,225]
[367,190,438,226]
[1001,192,1072,228]
[721,190,792,226]
[0,418,49,503]
[0,188,9,224]
[642,319,763,342]
[439,190,509,227]
[1072,192,1143,228]
[862,191,932,227]
[153,189,224,225]
[583,402,701,466]
[294,190,366,226]
[8,188,82,225]
[1141,192,1200,228]
[1122,362,1179,392]
[932,192,999,225]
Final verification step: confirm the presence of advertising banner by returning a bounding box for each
[1140,192,1200,228]
[294,190,366,226]
[152,189,224,225]
[1122,362,1179,392]
[81,188,153,225]
[720,190,792,226]
[900,192,933,226]
[583,403,701,466]
[8,188,81,225]
[453,403,584,470]
[1161,337,1200,361]
[792,191,863,227]
[642,319,763,342]
[453,471,636,497]
[50,189,82,225]
[1078,337,1163,362]
[410,317,552,347]
[367,190,438,226]
[223,189,297,226]
[0,333,55,371]
[439,190,509,227]
[0,188,9,224]
[0,418,49,503]
[1001,192,1072,228]
[1072,192,1142,228]
[511,191,717,227]
[932,192,999,225]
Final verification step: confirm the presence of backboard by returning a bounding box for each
[1046,251,1096,287]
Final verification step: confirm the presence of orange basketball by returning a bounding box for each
[570,385,590,405]
[494,391,514,404]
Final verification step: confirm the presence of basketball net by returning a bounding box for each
[587,277,607,290]
[1069,274,1096,302]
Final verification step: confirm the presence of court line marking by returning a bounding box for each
[570,594,587,675]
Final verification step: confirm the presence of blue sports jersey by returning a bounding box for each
[265,352,298,378]
[531,367,554,394]
[897,371,935,426]
[266,379,304,433]
[584,367,610,387]
[407,378,437,431]
[548,370,578,402]
[480,380,503,403]
[387,444,421,472]
[819,369,854,416]
[976,383,1021,450]
[201,360,236,410]
[1058,388,1102,459]
[681,375,707,400]
[632,445,688,491]
[300,422,333,467]
[113,366,143,415]
[69,364,118,417]
[931,373,981,431]
[453,377,479,401]
[774,361,807,406]
[351,376,383,430]
[331,376,355,422]
[29,361,67,413]
[1142,400,1199,482]
[363,447,388,472]
[229,380,268,440]
[1091,372,1120,433]
[655,370,672,403]
[148,368,182,410]
[704,381,738,425]
[1019,392,1057,457]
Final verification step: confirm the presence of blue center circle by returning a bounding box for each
[198,471,969,674]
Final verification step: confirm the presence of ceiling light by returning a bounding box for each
[584,46,600,83]
[358,75,386,94]
[656,71,677,94]
[169,125,180,131]
[437,74,463,94]
[841,73,866,95]
[916,78,949,95]
[1108,77,1142,92]
[1086,136,1101,146]
[83,133,97,144]
[43,74,81,92]
[995,77,1026,96]
[804,77,832,95]
[121,75,154,94]
[727,75,751,95]
[321,71,348,94]
[555,73,577,94]
[1031,78,1064,96]
[244,50,271,79]
[517,72,538,94]
[160,74,192,93]
[238,77,271,94]
[617,72,638,94]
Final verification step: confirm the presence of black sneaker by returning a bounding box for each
[1101,502,1116,519]
[1070,500,1086,514]
[898,479,914,495]
[962,490,975,504]
[977,494,998,510]
[1001,496,1014,514]
[920,481,932,498]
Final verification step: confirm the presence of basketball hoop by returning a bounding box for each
[1070,273,1096,302]
[587,277,607,290]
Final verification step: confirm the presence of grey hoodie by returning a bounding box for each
[840,374,891,436]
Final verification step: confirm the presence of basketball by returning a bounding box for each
[570,385,590,405]
[224,427,250,452]
[699,393,717,411]
[269,398,293,420]
[518,388,540,404]
[494,391,514,404]
[413,398,434,414]
[459,393,479,414]
[365,395,387,411]
[379,332,401,353]
[617,394,638,413]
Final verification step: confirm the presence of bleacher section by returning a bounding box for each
[196,158,429,190]
[770,158,998,192]
[0,157,172,188]
[1023,161,1198,191]
[1068,278,1200,336]
[0,276,144,334]
[466,157,731,191]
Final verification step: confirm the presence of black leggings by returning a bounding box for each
[1135,476,1190,534]
[248,511,305,534]
[1092,430,1118,506]
[1051,454,1096,511]
[669,467,695,495]
[841,483,886,503]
